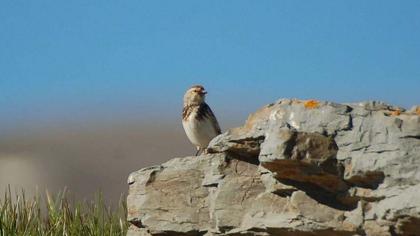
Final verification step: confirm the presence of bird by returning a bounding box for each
[182,85,221,156]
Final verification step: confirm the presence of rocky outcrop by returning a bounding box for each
[127,99,420,236]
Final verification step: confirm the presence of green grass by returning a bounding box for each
[0,187,128,236]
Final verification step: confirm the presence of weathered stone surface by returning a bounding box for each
[128,99,420,235]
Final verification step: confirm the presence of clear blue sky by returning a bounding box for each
[1,1,419,131]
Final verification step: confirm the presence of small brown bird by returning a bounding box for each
[182,85,221,155]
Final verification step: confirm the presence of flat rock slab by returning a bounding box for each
[128,154,359,235]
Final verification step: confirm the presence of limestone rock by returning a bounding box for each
[127,99,420,235]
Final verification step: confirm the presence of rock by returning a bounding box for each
[259,127,347,193]
[127,99,420,235]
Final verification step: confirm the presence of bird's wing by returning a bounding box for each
[199,103,222,134]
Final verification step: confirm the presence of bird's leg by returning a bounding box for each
[195,147,201,156]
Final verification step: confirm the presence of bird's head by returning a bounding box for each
[184,85,207,106]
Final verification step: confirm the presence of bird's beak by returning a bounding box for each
[200,90,207,95]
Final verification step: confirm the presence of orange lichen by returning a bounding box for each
[304,100,320,109]
[390,109,401,116]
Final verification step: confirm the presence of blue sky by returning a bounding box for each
[1,1,419,132]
